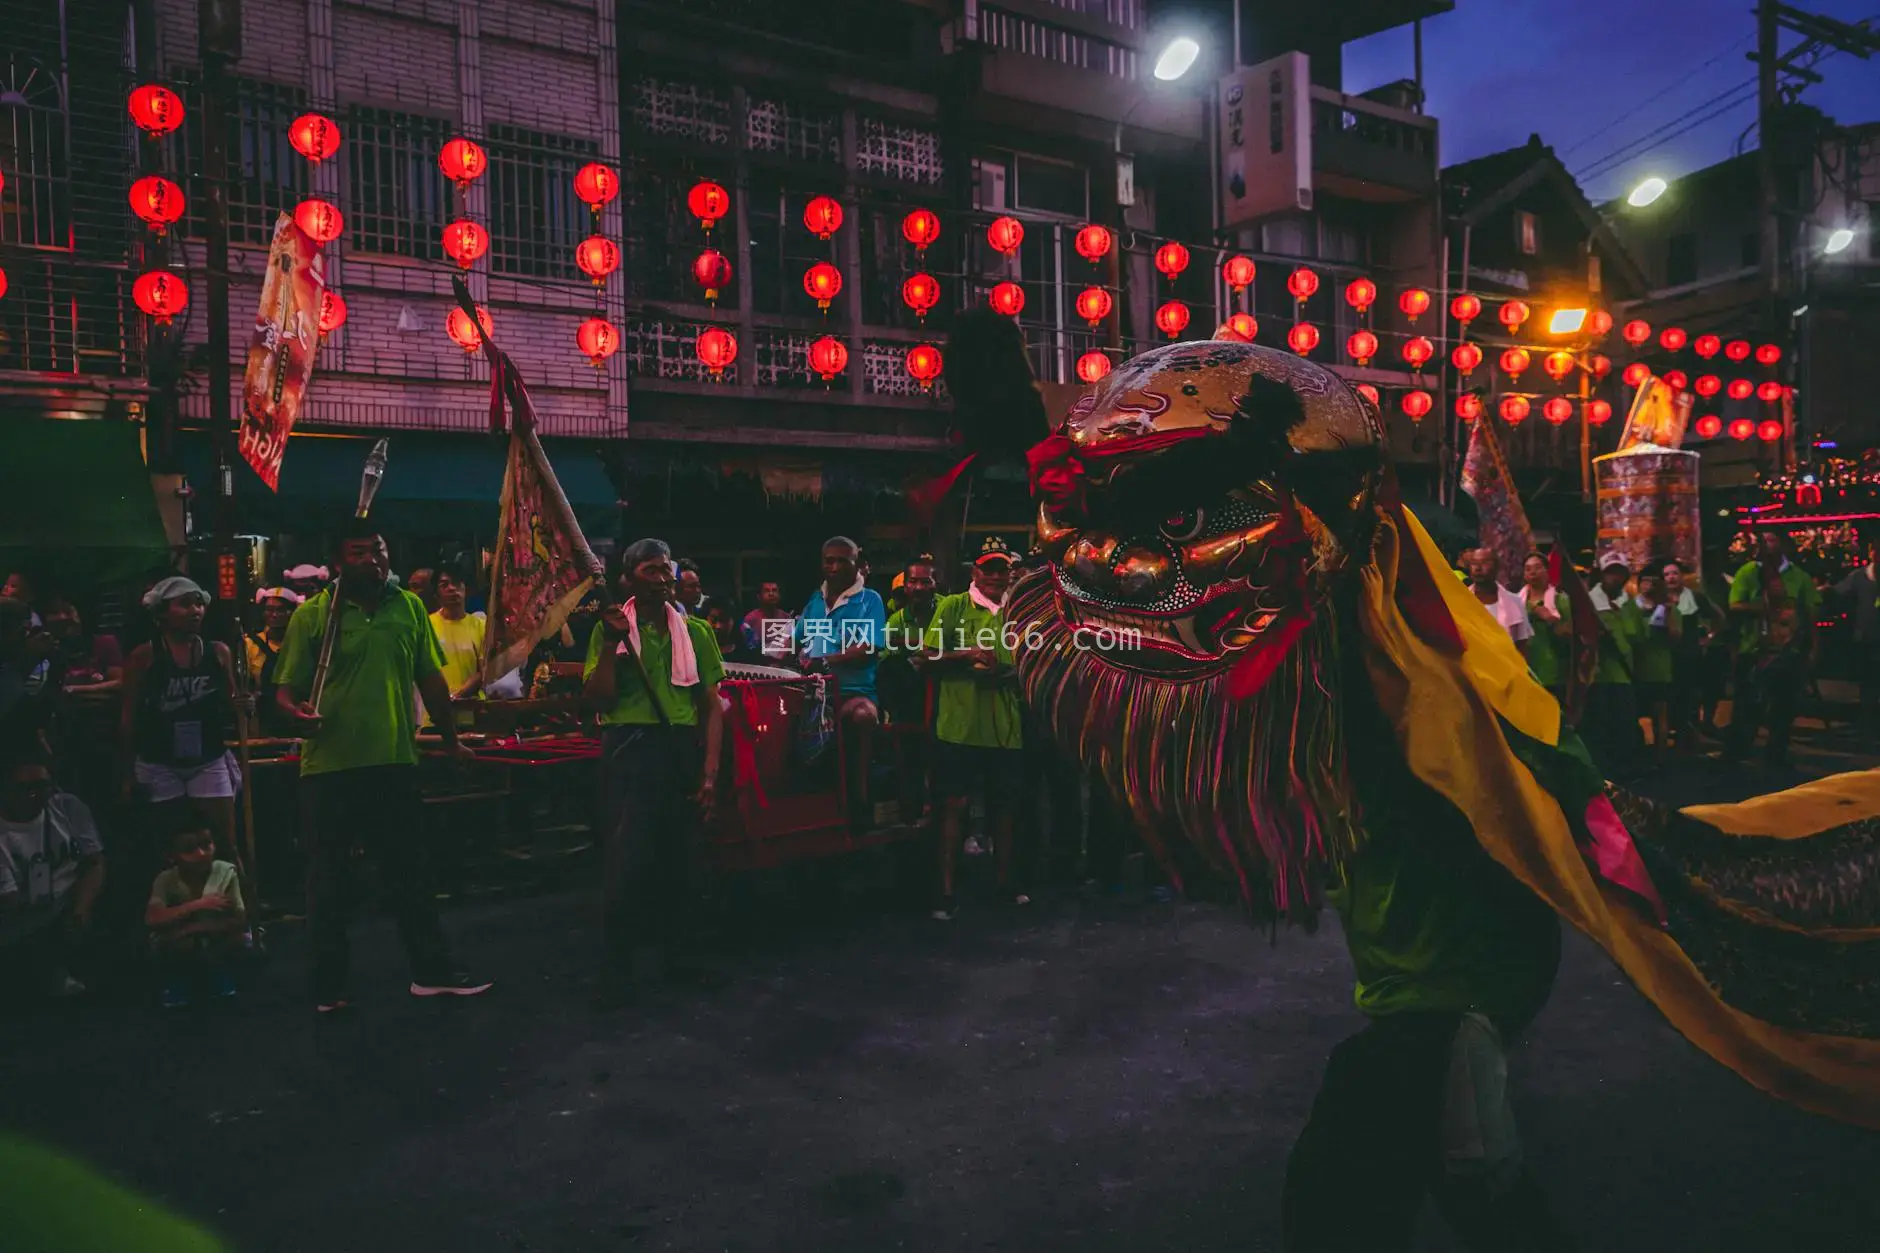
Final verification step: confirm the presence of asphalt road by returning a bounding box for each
[6,727,1878,1252]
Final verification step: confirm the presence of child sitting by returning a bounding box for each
[144,823,246,1008]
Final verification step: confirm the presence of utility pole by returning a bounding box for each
[1755,0,1781,326]
[200,0,241,544]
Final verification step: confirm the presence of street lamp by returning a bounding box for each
[1153,36,1201,81]
[1824,227,1856,255]
[1626,176,1668,207]
[1548,307,1588,335]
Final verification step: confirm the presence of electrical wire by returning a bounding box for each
[1573,81,1758,182]
[1556,33,1754,159]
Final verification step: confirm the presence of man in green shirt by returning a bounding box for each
[1580,552,1645,777]
[922,538,1025,919]
[1725,531,1819,768]
[275,519,490,1013]
[582,538,725,1008]
[882,556,940,824]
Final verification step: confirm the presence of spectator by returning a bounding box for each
[1632,566,1679,762]
[705,602,747,664]
[0,597,57,741]
[244,587,302,735]
[675,559,708,618]
[740,580,793,660]
[2,568,40,617]
[274,517,491,1012]
[120,577,243,861]
[144,821,245,1008]
[1465,548,1532,653]
[281,564,331,602]
[1832,540,1880,731]
[583,538,725,1008]
[0,739,105,1000]
[1519,553,1569,701]
[925,537,1026,918]
[42,590,123,697]
[39,590,123,808]
[882,556,941,824]
[797,537,888,829]
[1584,553,1645,776]
[1664,560,1724,746]
[405,567,438,614]
[1726,532,1818,769]
[426,563,485,726]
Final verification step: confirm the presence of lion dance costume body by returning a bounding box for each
[1006,336,1880,1250]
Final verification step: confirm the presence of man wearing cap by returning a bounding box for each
[1582,553,1646,776]
[1726,530,1819,768]
[796,537,888,827]
[274,518,490,1012]
[245,587,301,736]
[923,537,1026,918]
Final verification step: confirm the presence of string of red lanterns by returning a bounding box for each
[128,176,185,236]
[446,304,492,353]
[574,163,619,216]
[1154,300,1190,339]
[288,113,341,163]
[809,335,848,382]
[1288,323,1319,354]
[1076,351,1111,383]
[692,249,732,303]
[688,181,730,233]
[575,235,620,286]
[1074,286,1112,328]
[988,281,1024,317]
[439,137,488,189]
[1153,241,1190,282]
[902,209,941,252]
[1347,330,1378,365]
[132,271,189,323]
[294,198,343,246]
[697,326,738,376]
[804,262,842,311]
[577,317,619,367]
[902,272,940,321]
[129,85,185,137]
[317,291,347,336]
[1399,288,1430,322]
[804,196,843,240]
[1344,277,1376,312]
[442,219,489,269]
[1223,255,1256,293]
[906,343,943,390]
[987,216,1024,256]
[1074,224,1113,263]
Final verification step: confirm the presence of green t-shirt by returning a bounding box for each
[1592,595,1644,685]
[275,586,444,777]
[1,1134,227,1253]
[1632,601,1677,684]
[148,860,243,915]
[583,617,724,727]
[1523,592,1567,688]
[1728,560,1821,655]
[926,593,1023,750]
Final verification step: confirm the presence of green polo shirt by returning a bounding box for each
[927,593,1023,750]
[1728,560,1820,655]
[275,585,444,777]
[583,617,724,727]
[1592,594,1644,685]
[1524,596,1567,688]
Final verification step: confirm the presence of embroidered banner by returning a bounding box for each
[238,214,326,491]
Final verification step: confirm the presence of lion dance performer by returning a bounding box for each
[1006,335,1880,1251]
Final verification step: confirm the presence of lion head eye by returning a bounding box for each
[1160,508,1207,542]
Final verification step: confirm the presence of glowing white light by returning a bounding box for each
[1153,37,1201,81]
[1626,177,1668,207]
[1824,227,1856,255]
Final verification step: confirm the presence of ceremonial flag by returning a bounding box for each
[239,214,327,490]
[1459,414,1536,589]
[1616,374,1691,451]
[1548,546,1601,726]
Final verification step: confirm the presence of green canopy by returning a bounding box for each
[0,418,174,587]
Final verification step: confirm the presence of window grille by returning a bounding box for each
[0,50,70,249]
[346,106,452,261]
[747,172,839,316]
[856,119,944,186]
[487,123,596,281]
[0,255,140,375]
[753,328,820,388]
[622,159,734,306]
[177,77,309,247]
[978,7,1138,79]
[1037,0,1141,26]
[625,315,717,382]
[629,76,733,147]
[862,338,946,399]
[746,96,842,166]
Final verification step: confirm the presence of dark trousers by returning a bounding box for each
[1283,1012,1567,1253]
[1727,651,1804,765]
[599,725,704,973]
[303,765,452,1002]
[1579,683,1640,778]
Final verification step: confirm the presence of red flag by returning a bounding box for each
[1550,544,1601,726]
[1459,414,1537,586]
[239,214,326,490]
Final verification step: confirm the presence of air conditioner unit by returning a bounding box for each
[977,160,1008,212]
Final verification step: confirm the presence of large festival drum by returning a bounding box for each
[1593,445,1702,576]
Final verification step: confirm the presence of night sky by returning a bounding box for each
[1343,0,1880,202]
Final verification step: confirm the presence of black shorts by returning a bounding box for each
[933,740,1025,801]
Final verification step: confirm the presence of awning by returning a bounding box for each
[0,418,174,586]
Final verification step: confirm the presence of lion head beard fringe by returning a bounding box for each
[1008,570,1358,925]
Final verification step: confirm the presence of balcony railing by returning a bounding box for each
[1308,87,1439,202]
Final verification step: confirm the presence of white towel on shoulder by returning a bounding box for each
[617,597,699,687]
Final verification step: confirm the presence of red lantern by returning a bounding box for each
[1457,392,1484,422]
[1452,342,1484,375]
[1074,224,1113,263]
[809,335,848,382]
[1623,362,1651,387]
[906,343,943,390]
[1287,267,1319,302]
[1345,277,1377,311]
[1724,339,1751,361]
[1757,418,1784,442]
[289,113,340,163]
[1727,417,1755,441]
[1402,335,1434,369]
[317,290,347,336]
[1543,397,1573,426]
[988,281,1025,317]
[1450,293,1482,324]
[691,249,732,302]
[987,216,1024,256]
[128,85,184,137]
[1621,319,1652,347]
[1727,378,1754,400]
[1076,351,1112,384]
[1587,399,1613,426]
[442,219,489,269]
[804,262,843,310]
[1355,383,1381,407]
[1694,374,1721,397]
[1399,288,1430,321]
[133,271,188,323]
[577,317,620,367]
[1542,350,1576,382]
[697,326,738,375]
[576,236,620,285]
[688,181,731,232]
[1757,381,1784,402]
[439,137,488,187]
[1155,300,1191,339]
[1499,299,1530,331]
[1664,368,1689,391]
[1401,389,1432,421]
[0,266,7,301]
[1347,330,1379,364]
[446,304,492,353]
[1589,310,1614,336]
[1074,286,1113,327]
[1695,414,1723,439]
[294,198,343,245]
[1288,323,1320,355]
[1224,255,1257,292]
[1693,334,1721,359]
[574,163,619,210]
[901,272,940,321]
[1590,353,1612,378]
[1659,326,1687,352]
[128,175,184,236]
[1500,395,1530,425]
[902,208,941,252]
[1499,347,1530,379]
[1154,242,1190,280]
[804,196,844,239]
[1225,312,1258,341]
[1756,343,1782,366]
